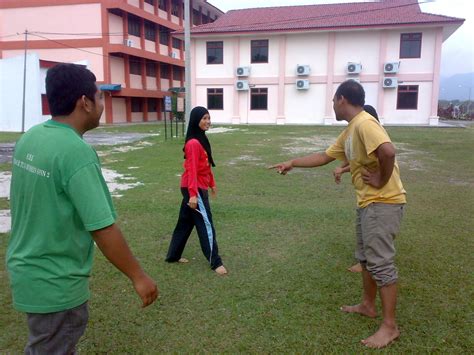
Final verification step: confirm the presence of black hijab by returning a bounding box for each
[184,106,215,167]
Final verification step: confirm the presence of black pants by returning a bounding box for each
[166,188,223,270]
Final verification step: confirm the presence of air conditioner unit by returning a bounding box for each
[383,77,398,88]
[384,61,400,74]
[124,39,133,47]
[236,66,250,77]
[236,80,249,91]
[347,62,362,74]
[296,65,310,76]
[296,79,310,90]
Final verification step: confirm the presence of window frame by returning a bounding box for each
[396,85,419,110]
[206,41,223,65]
[207,88,224,110]
[159,0,167,11]
[159,26,170,46]
[146,61,156,77]
[171,0,180,16]
[251,39,269,64]
[129,58,141,75]
[399,32,422,59]
[131,97,143,113]
[172,65,181,80]
[172,37,182,50]
[144,21,156,42]
[41,94,51,115]
[148,98,158,112]
[250,88,268,110]
[128,16,141,37]
[160,63,170,79]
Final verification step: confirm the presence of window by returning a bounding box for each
[207,88,224,110]
[128,16,140,37]
[145,21,156,41]
[130,57,141,75]
[148,98,158,112]
[144,0,155,4]
[397,85,419,109]
[207,41,223,64]
[159,0,167,11]
[251,88,268,110]
[171,0,180,16]
[400,33,422,58]
[251,40,268,63]
[41,94,50,115]
[172,38,181,50]
[172,66,181,80]
[193,9,201,25]
[146,61,156,77]
[159,26,169,46]
[160,64,170,79]
[131,98,143,112]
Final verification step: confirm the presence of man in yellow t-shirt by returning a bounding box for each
[270,80,406,349]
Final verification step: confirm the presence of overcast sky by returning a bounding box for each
[207,0,474,78]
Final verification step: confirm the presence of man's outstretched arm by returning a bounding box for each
[269,152,335,175]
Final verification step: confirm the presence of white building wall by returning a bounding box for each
[334,31,381,75]
[0,54,43,132]
[362,82,380,111]
[193,26,440,125]
[286,33,328,76]
[3,48,105,81]
[285,84,326,124]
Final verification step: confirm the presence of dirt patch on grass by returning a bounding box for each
[282,135,337,155]
[395,143,433,172]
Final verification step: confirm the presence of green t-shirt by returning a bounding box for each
[7,120,116,313]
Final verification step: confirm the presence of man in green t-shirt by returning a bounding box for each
[7,63,158,353]
[270,80,406,349]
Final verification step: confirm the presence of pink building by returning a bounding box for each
[0,0,223,125]
[185,0,464,125]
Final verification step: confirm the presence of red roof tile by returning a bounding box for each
[190,1,464,35]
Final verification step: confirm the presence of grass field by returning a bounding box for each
[0,123,473,353]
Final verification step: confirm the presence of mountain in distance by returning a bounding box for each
[439,72,474,101]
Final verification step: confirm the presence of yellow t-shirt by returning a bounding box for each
[326,111,406,208]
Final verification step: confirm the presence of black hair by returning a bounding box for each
[335,80,365,107]
[363,104,379,121]
[45,63,97,116]
[184,106,215,167]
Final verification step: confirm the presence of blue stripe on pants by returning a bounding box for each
[197,193,214,264]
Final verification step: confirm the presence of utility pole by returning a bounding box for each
[184,0,191,133]
[21,29,28,133]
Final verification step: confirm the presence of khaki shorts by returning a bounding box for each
[355,203,405,287]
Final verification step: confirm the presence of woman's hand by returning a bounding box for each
[188,196,198,209]
[210,186,217,198]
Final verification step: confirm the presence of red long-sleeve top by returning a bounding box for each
[180,138,216,198]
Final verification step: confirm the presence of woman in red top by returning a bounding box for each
[166,106,227,275]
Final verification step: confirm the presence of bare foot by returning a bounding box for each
[340,304,377,318]
[214,265,228,275]
[347,263,363,273]
[178,258,189,263]
[361,323,400,349]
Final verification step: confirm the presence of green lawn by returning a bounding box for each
[1,123,473,353]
